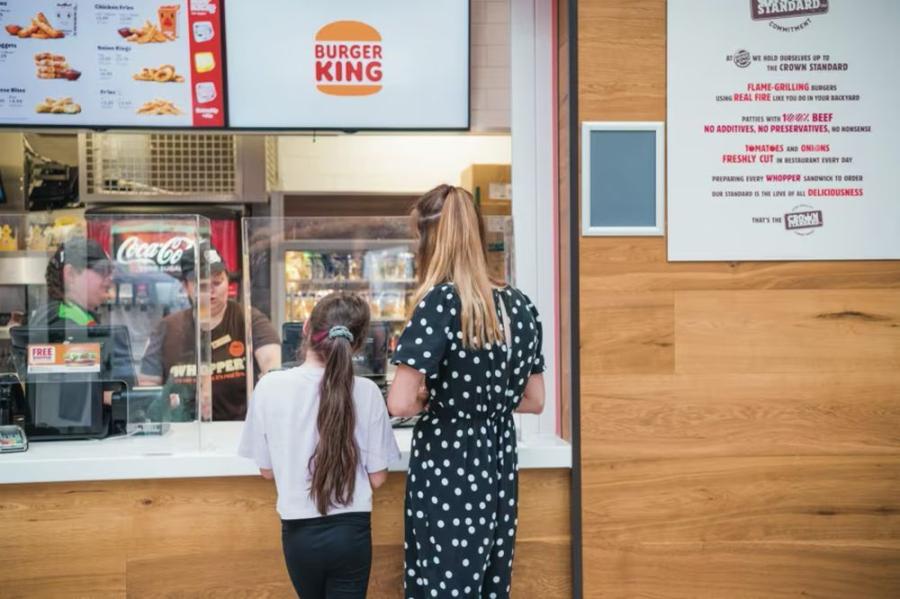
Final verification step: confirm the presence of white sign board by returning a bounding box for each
[225,0,469,130]
[667,0,900,260]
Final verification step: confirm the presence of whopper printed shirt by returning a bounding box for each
[141,300,280,420]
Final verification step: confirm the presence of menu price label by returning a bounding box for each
[667,0,900,260]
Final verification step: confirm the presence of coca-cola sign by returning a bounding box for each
[116,235,194,272]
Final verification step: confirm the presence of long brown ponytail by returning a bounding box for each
[304,292,371,515]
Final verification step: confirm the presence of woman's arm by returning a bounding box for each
[387,365,427,417]
[515,373,545,414]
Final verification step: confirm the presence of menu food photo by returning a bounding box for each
[0,0,224,127]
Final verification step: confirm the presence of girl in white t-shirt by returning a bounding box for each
[239,292,400,598]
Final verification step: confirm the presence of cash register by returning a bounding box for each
[6,325,168,440]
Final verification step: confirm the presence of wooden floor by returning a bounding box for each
[0,469,570,598]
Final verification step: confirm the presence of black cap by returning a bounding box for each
[178,241,227,281]
[54,236,113,272]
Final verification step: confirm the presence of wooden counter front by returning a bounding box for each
[0,470,570,598]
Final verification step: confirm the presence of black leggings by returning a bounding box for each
[281,512,372,599]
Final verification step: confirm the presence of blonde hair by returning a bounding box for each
[411,184,502,348]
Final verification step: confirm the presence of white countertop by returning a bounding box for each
[0,422,571,484]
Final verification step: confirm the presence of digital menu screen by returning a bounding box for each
[0,0,225,128]
[224,0,469,130]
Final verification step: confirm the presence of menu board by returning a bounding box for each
[0,0,225,128]
[224,0,469,130]
[667,0,900,260]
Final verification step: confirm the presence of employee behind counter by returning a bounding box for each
[27,236,135,393]
[138,246,281,421]
[31,236,114,328]
[9,237,132,439]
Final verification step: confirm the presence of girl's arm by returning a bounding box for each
[368,469,388,489]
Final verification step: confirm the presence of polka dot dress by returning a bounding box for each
[392,284,545,599]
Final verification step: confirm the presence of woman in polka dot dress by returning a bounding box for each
[388,184,546,599]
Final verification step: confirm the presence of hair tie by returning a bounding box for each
[327,325,354,342]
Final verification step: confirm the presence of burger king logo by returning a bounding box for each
[314,21,383,96]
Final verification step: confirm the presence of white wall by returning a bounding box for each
[471,0,511,131]
[511,0,557,437]
[276,134,511,193]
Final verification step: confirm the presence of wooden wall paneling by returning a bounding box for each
[573,0,900,597]
[581,455,900,544]
[577,0,666,121]
[125,478,282,560]
[581,240,900,293]
[0,483,129,597]
[580,291,674,374]
[582,541,900,599]
[126,549,293,599]
[0,470,569,598]
[587,260,900,291]
[674,290,900,374]
[581,372,900,460]
[510,540,572,597]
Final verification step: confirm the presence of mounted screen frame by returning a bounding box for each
[580,121,665,237]
[0,0,470,133]
[221,0,471,132]
[0,0,228,132]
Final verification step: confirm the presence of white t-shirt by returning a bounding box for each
[238,364,400,520]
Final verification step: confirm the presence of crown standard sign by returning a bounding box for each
[751,0,829,20]
[667,0,900,260]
